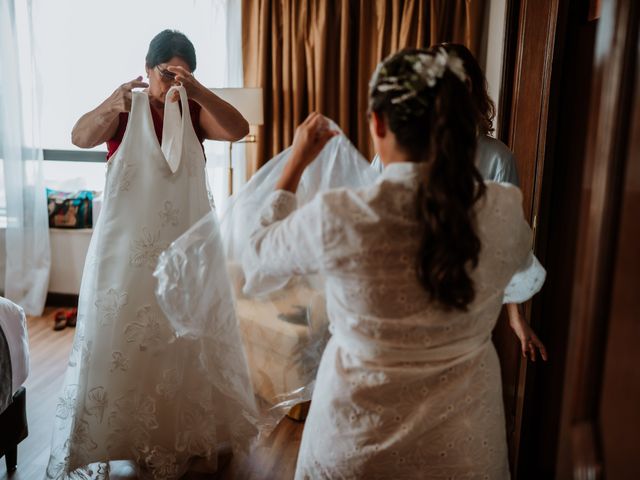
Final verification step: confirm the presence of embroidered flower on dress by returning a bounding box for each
[68,334,85,367]
[110,392,159,431]
[142,445,181,479]
[69,419,97,452]
[129,228,168,269]
[158,201,180,227]
[106,160,136,198]
[110,351,129,372]
[156,369,181,399]
[124,305,167,351]
[85,387,108,423]
[55,385,78,420]
[94,288,128,326]
[176,406,216,455]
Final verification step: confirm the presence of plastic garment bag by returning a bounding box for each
[155,128,379,430]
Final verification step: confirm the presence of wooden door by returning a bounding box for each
[494,0,562,472]
[556,0,640,477]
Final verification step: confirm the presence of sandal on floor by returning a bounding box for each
[53,310,67,331]
[66,308,78,328]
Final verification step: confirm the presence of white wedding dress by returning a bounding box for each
[154,129,378,425]
[46,87,255,479]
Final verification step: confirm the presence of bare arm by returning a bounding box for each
[168,66,249,142]
[506,303,548,362]
[71,76,148,148]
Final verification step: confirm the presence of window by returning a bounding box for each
[28,0,238,209]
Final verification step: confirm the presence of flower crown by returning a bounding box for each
[372,48,468,113]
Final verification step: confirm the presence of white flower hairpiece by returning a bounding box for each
[374,48,468,107]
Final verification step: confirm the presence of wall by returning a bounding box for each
[483,0,508,134]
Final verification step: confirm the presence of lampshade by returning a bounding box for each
[210,87,264,126]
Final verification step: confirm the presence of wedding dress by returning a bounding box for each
[155,131,378,423]
[46,86,256,480]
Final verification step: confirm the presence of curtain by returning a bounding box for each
[0,0,50,316]
[202,0,247,212]
[226,0,248,198]
[242,0,487,170]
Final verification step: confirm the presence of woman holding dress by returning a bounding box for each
[46,30,255,479]
[244,47,545,478]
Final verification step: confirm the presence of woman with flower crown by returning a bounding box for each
[243,47,545,479]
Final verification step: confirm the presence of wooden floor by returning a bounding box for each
[0,308,303,480]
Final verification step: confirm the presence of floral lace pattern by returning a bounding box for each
[106,160,136,198]
[129,228,168,269]
[123,305,169,351]
[94,288,128,326]
[158,201,180,227]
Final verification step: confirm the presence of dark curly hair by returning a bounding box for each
[369,47,486,311]
[435,43,496,135]
[145,29,197,72]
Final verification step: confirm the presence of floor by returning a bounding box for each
[0,308,304,480]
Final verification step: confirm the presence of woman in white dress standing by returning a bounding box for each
[244,47,546,478]
[46,30,256,479]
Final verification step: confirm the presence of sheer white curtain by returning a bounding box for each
[0,0,50,316]
[204,0,247,212]
[227,0,247,198]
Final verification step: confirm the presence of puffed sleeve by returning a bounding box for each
[503,252,546,304]
[495,151,520,187]
[502,186,546,303]
[242,190,326,296]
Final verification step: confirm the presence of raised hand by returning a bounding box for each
[166,65,204,102]
[289,112,340,170]
[108,76,149,112]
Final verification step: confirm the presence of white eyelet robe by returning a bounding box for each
[244,162,545,480]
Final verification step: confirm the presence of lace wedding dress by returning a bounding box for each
[46,86,256,479]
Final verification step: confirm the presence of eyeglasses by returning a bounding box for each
[155,65,177,82]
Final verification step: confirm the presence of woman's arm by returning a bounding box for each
[243,191,325,296]
[275,112,339,193]
[167,66,249,142]
[71,76,148,148]
[243,113,339,296]
[506,303,548,362]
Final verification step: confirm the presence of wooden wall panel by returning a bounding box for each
[555,0,639,477]
[599,53,640,477]
[516,0,598,476]
[494,0,561,473]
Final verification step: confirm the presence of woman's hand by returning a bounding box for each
[165,66,249,141]
[275,113,339,193]
[289,112,340,170]
[166,65,206,102]
[507,303,548,362]
[71,76,148,148]
[108,76,149,112]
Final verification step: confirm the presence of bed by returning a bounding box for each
[0,296,29,472]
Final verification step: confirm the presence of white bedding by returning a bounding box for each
[0,296,29,393]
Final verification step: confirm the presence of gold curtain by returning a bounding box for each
[242,0,487,172]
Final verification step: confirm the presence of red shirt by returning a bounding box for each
[106,99,205,160]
